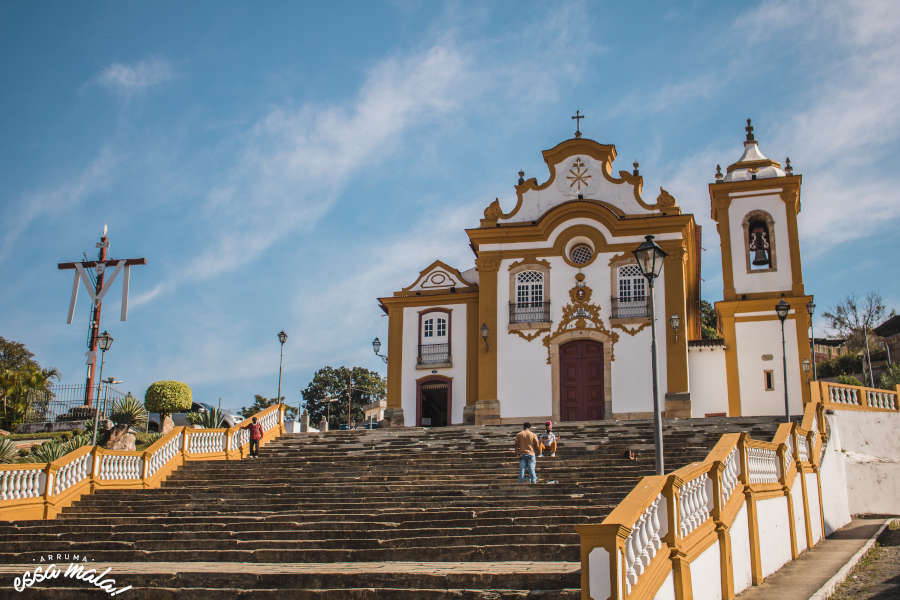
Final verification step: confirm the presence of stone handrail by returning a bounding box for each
[817,381,899,412]
[0,404,285,521]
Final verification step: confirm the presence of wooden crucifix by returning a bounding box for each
[58,226,146,407]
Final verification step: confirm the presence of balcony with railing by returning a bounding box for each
[611,296,650,319]
[417,343,450,367]
[509,301,551,325]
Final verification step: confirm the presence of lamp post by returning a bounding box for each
[92,330,113,446]
[276,331,287,418]
[633,235,667,476]
[775,300,791,421]
[807,301,817,380]
[372,337,388,364]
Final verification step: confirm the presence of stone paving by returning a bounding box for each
[827,521,900,600]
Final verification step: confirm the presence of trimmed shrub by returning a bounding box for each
[836,374,863,386]
[144,381,192,421]
[111,393,149,429]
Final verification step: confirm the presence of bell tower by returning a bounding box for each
[709,120,813,417]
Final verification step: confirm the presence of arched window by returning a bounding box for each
[613,263,649,318]
[511,270,548,323]
[742,211,776,272]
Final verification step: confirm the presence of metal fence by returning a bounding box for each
[509,301,551,324]
[418,343,450,365]
[611,296,651,319]
[23,384,126,424]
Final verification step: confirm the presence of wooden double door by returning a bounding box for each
[559,340,605,421]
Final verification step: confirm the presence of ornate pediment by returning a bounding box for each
[484,138,680,226]
[401,260,475,295]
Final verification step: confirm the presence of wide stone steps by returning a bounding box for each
[0,417,784,596]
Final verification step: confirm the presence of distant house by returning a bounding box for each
[874,315,900,365]
[812,337,848,363]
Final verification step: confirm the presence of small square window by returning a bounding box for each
[764,370,775,391]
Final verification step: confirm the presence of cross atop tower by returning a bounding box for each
[571,110,584,138]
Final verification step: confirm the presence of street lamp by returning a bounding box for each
[802,358,811,380]
[92,330,113,446]
[633,235,667,476]
[480,323,490,351]
[807,301,817,380]
[775,300,791,421]
[670,314,680,341]
[372,337,388,364]
[276,331,287,418]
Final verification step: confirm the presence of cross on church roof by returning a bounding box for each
[571,110,584,138]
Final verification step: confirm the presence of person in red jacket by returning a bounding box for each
[242,417,264,458]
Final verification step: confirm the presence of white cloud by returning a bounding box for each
[95,58,174,92]
[0,146,119,263]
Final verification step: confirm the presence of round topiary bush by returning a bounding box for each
[144,381,192,421]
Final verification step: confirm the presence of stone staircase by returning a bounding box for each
[0,417,784,598]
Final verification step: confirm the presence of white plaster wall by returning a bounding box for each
[652,571,676,600]
[495,251,668,419]
[729,504,753,595]
[400,303,467,426]
[689,539,722,600]
[688,346,729,417]
[790,477,807,554]
[805,472,823,544]
[727,192,793,295]
[756,495,792,578]
[820,413,851,535]
[827,410,900,516]
[735,316,803,416]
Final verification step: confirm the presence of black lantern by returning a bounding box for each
[480,323,490,351]
[633,235,667,280]
[372,337,387,364]
[98,330,114,352]
[278,330,288,345]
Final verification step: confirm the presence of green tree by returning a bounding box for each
[0,337,41,373]
[239,394,298,420]
[823,292,895,385]
[880,363,900,390]
[1,365,59,430]
[144,381,192,423]
[700,300,719,340]
[301,366,385,430]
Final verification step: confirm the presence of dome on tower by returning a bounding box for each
[720,119,786,182]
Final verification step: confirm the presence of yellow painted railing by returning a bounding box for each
[577,395,829,599]
[813,380,899,412]
[0,404,285,522]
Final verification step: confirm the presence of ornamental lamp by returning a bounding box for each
[633,235,667,280]
[802,359,811,375]
[670,314,680,340]
[775,300,790,321]
[98,330,114,351]
[480,323,490,351]
[372,337,382,355]
[278,330,288,345]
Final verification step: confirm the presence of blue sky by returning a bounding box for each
[2,1,898,414]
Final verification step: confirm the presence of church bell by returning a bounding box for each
[752,246,769,266]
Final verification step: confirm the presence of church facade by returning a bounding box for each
[377,121,813,426]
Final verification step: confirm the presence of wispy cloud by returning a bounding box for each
[95,57,174,93]
[0,147,120,263]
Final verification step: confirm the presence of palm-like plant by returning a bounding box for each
[186,406,225,428]
[111,393,148,429]
[0,437,17,463]
[63,433,93,454]
[28,439,69,463]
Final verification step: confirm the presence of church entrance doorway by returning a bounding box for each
[416,376,451,427]
[559,340,605,421]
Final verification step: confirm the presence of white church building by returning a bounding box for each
[378,120,813,427]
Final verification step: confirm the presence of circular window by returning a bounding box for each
[570,244,594,265]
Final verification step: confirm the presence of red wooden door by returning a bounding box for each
[559,340,605,421]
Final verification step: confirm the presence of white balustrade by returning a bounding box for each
[99,454,143,480]
[829,386,860,406]
[231,428,248,450]
[720,447,741,505]
[187,431,226,454]
[624,493,667,594]
[678,473,712,538]
[866,390,897,410]
[260,410,278,432]
[0,468,46,500]
[53,452,92,496]
[797,434,809,463]
[146,432,183,479]
[747,446,780,484]
[784,436,794,470]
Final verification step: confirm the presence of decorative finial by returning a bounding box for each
[745,118,755,142]
[784,157,792,175]
[571,110,584,138]
[518,170,525,185]
[632,161,640,176]
[715,164,723,181]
